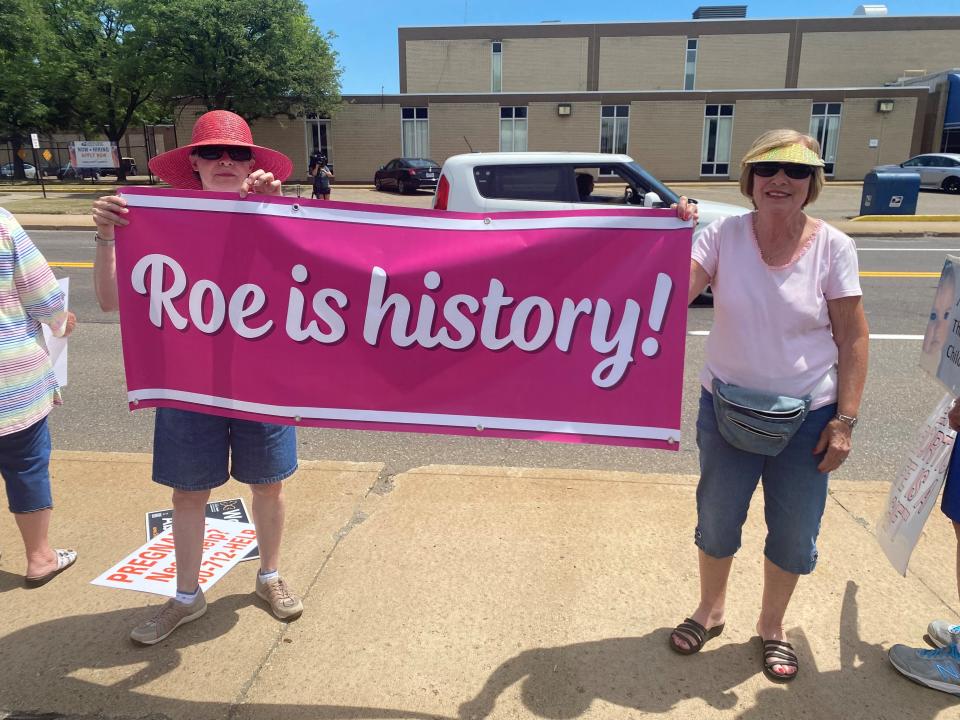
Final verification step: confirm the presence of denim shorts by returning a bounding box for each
[695,388,836,575]
[0,416,53,513]
[942,444,960,523]
[153,408,298,491]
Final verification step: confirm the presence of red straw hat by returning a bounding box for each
[148,110,293,190]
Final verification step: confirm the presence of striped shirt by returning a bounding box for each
[0,209,67,436]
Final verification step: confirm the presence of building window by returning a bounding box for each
[499,106,528,151]
[600,105,629,155]
[701,105,734,176]
[809,102,842,175]
[492,41,502,92]
[684,38,698,91]
[942,127,960,154]
[401,107,429,157]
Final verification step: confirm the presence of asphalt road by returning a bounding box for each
[30,229,958,482]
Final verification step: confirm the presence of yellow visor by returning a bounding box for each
[743,143,825,167]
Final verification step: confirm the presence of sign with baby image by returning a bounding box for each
[920,255,960,393]
[113,188,692,449]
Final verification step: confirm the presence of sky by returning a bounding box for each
[306,1,959,94]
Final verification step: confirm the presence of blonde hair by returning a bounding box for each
[739,129,825,207]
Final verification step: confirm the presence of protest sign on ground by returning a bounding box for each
[91,517,257,596]
[114,189,692,449]
[877,393,956,575]
[146,497,258,562]
[920,255,960,393]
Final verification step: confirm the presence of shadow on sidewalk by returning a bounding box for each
[457,582,959,718]
[0,594,454,720]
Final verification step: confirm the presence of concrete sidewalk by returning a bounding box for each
[1,452,957,719]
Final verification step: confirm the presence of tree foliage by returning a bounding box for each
[2,0,341,179]
[157,0,341,121]
[0,0,57,175]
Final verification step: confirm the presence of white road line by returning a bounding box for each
[687,331,923,340]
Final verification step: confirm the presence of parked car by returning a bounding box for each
[874,153,960,193]
[432,151,749,228]
[374,157,441,193]
[99,157,138,176]
[0,162,37,179]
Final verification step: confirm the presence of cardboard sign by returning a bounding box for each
[41,277,68,387]
[920,255,960,393]
[877,393,956,575]
[91,517,257,596]
[69,141,119,169]
[114,188,692,449]
[145,497,258,562]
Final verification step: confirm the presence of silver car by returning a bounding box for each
[874,153,960,194]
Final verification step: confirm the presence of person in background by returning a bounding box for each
[671,128,868,684]
[0,208,78,587]
[888,399,960,696]
[91,110,304,645]
[310,153,334,200]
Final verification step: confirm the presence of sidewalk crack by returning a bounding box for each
[227,470,395,715]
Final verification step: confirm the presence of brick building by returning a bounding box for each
[174,12,960,184]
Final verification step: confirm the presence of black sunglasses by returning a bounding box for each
[195,146,253,162]
[752,162,815,179]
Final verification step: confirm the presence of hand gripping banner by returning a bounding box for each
[115,188,692,449]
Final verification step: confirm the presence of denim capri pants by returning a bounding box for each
[695,388,837,575]
[153,408,298,491]
[0,416,53,513]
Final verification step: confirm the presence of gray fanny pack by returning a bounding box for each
[711,378,811,457]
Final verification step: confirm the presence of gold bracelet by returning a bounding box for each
[94,231,115,246]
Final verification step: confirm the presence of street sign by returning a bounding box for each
[30,133,39,149]
[16,148,27,160]
[42,149,52,161]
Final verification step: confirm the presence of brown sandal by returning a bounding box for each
[669,617,725,655]
[759,638,799,683]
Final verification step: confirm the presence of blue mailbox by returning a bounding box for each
[860,171,920,216]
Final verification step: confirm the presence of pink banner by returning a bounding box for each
[115,188,691,449]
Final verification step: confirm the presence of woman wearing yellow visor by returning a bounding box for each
[673,129,869,683]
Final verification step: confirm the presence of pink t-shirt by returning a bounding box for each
[691,213,862,410]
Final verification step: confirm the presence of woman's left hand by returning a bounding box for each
[814,419,852,472]
[671,196,699,224]
[240,169,282,198]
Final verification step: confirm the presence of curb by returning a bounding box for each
[852,214,960,222]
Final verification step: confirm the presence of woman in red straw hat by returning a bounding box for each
[91,110,304,645]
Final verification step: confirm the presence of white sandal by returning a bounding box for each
[25,548,77,587]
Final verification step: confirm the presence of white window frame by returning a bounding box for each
[684,38,698,91]
[491,41,502,93]
[598,105,630,174]
[499,106,528,152]
[809,102,842,176]
[401,107,429,158]
[701,104,734,176]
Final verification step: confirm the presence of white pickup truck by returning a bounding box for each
[432,151,749,229]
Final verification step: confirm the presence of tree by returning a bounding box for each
[42,0,172,180]
[158,0,341,122]
[0,0,57,178]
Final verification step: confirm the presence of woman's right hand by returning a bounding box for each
[949,399,960,431]
[92,195,129,237]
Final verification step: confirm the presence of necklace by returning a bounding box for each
[753,212,809,266]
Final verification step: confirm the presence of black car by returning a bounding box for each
[374,157,441,193]
[99,157,138,176]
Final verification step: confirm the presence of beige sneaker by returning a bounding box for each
[255,574,303,620]
[130,591,207,645]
